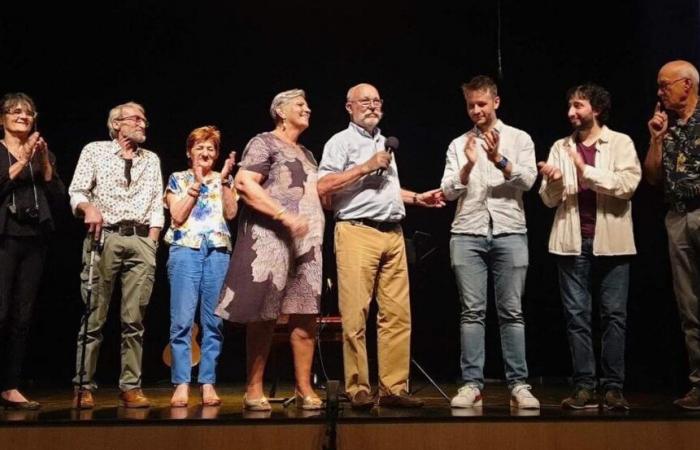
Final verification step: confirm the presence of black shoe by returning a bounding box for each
[673,387,700,410]
[561,387,598,409]
[378,392,424,408]
[603,389,630,411]
[350,390,374,410]
[0,396,40,411]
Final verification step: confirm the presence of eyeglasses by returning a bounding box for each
[658,77,688,91]
[3,108,37,119]
[350,98,384,108]
[117,115,149,127]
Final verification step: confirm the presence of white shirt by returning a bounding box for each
[440,120,536,235]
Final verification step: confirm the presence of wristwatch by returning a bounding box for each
[495,155,509,171]
[221,174,234,188]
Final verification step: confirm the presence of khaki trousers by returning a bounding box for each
[74,232,157,391]
[666,209,700,387]
[334,221,411,397]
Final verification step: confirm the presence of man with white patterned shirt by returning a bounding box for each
[441,76,539,409]
[69,101,163,409]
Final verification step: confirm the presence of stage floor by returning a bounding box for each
[2,382,699,424]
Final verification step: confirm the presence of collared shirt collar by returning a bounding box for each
[348,121,381,139]
[672,104,700,128]
[111,139,143,157]
[564,125,612,149]
[470,119,504,137]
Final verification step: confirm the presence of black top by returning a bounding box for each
[0,142,66,236]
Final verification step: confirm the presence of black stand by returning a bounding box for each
[405,231,450,403]
[322,380,340,450]
[409,359,450,401]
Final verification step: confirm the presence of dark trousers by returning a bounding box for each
[556,238,629,391]
[0,236,46,391]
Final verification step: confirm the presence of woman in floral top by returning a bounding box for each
[164,126,238,407]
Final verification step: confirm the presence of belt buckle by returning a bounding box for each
[121,226,135,236]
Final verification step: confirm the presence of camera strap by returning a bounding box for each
[6,149,40,211]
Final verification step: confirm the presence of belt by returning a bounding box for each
[342,218,400,232]
[103,221,150,237]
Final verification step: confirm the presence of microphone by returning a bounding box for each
[377,136,399,176]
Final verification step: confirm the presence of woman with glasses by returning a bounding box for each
[215,89,325,411]
[0,92,65,410]
[164,126,238,407]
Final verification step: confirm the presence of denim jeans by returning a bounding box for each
[167,243,229,385]
[450,232,529,390]
[556,238,629,391]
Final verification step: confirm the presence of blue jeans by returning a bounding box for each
[556,238,629,391]
[167,244,229,384]
[450,232,530,390]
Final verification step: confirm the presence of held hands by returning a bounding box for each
[648,102,668,140]
[363,150,392,174]
[537,162,562,182]
[415,189,446,208]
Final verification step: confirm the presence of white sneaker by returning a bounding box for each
[450,385,482,408]
[510,384,540,409]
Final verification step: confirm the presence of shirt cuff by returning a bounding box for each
[149,212,165,228]
[69,193,90,217]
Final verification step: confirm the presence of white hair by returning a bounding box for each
[679,63,700,92]
[269,89,305,123]
[107,101,146,138]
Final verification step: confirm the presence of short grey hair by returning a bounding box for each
[679,63,700,92]
[107,101,146,138]
[269,89,305,123]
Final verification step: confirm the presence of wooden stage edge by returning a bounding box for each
[2,419,698,450]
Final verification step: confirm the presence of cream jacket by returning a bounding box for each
[539,126,641,256]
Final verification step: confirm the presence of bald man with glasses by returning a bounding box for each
[645,60,700,410]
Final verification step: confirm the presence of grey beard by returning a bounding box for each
[126,131,146,144]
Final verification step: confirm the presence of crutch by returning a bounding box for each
[76,231,100,408]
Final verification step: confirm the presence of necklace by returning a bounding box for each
[0,138,26,160]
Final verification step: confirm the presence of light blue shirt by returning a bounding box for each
[319,122,405,222]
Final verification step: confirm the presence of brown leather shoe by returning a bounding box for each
[72,388,95,409]
[119,388,151,408]
[378,392,424,408]
[350,390,374,410]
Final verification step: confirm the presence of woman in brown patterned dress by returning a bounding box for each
[216,89,324,410]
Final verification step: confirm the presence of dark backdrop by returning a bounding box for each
[2,1,699,392]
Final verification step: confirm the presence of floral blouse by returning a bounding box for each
[163,170,233,251]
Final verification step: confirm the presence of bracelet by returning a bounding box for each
[272,207,287,221]
[221,175,234,188]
